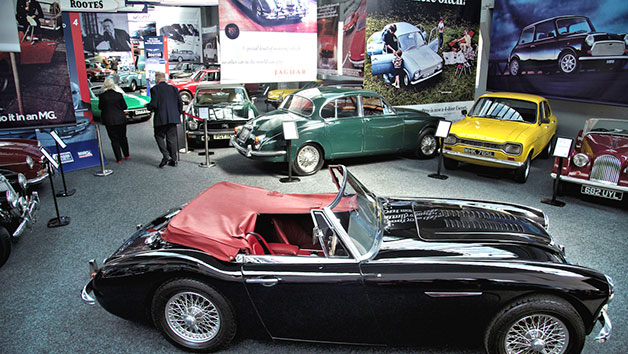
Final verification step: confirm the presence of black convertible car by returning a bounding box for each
[82,165,613,353]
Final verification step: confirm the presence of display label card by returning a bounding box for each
[554,137,573,158]
[435,120,452,138]
[282,121,299,140]
[40,147,59,170]
[198,107,209,120]
[49,131,67,149]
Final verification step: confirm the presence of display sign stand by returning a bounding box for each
[280,121,300,183]
[39,148,70,228]
[541,137,572,207]
[93,123,113,177]
[50,131,75,197]
[428,120,452,180]
[198,106,215,168]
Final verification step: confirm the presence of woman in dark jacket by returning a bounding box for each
[98,78,129,163]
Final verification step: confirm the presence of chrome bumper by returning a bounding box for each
[444,150,523,168]
[579,55,628,61]
[81,280,95,305]
[27,172,49,185]
[12,192,39,238]
[230,136,286,158]
[410,69,443,85]
[595,306,612,343]
[551,173,628,193]
[188,129,235,136]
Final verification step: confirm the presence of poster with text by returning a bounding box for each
[0,0,76,132]
[487,0,628,107]
[364,0,480,121]
[154,7,202,66]
[219,0,317,83]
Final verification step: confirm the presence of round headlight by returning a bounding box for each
[585,34,594,47]
[25,156,34,169]
[6,190,17,208]
[573,153,590,167]
[17,173,27,190]
[443,135,457,145]
[503,143,522,155]
[187,119,198,131]
[413,70,421,80]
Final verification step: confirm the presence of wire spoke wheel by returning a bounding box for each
[504,314,569,354]
[420,134,437,156]
[294,144,323,175]
[165,291,221,343]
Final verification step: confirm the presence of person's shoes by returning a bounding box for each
[116,160,122,164]
[159,158,170,168]
[124,156,130,160]
[168,159,178,167]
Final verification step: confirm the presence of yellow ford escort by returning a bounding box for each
[443,92,557,183]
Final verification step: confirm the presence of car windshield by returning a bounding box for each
[191,71,204,81]
[329,167,381,258]
[196,88,246,104]
[279,94,314,116]
[584,119,628,137]
[556,17,592,35]
[468,97,538,123]
[398,32,425,50]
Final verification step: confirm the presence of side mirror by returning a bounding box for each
[252,96,257,103]
[461,109,467,116]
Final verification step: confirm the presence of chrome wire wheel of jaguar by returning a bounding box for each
[415,128,438,159]
[152,278,236,351]
[294,143,324,175]
[165,291,220,343]
[503,314,569,354]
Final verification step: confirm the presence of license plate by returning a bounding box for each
[606,59,615,64]
[581,185,623,201]
[464,148,494,157]
[238,128,250,143]
[134,109,150,115]
[213,134,232,140]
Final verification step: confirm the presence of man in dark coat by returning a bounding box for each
[147,72,183,167]
[97,18,132,52]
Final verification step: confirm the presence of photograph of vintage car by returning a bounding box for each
[232,87,442,175]
[231,0,309,25]
[508,15,628,76]
[0,169,39,268]
[171,68,221,104]
[169,49,201,63]
[551,118,628,202]
[85,62,114,82]
[185,84,258,147]
[169,62,206,79]
[443,92,557,183]
[81,164,614,353]
[0,139,49,185]
[90,88,151,124]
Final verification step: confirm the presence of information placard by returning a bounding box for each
[554,138,573,158]
[198,107,209,120]
[282,121,299,140]
[435,120,452,138]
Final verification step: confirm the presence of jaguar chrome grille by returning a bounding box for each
[458,138,502,150]
[591,42,625,56]
[590,154,621,184]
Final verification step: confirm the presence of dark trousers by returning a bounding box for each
[105,124,129,162]
[154,124,178,161]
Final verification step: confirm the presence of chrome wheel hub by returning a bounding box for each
[421,135,437,155]
[504,314,569,354]
[296,146,320,174]
[165,291,220,343]
[560,55,576,73]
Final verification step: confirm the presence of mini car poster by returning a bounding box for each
[364,0,481,121]
[487,0,628,107]
[218,0,317,83]
[0,0,77,131]
[153,6,202,66]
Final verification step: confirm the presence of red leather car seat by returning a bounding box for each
[245,232,299,256]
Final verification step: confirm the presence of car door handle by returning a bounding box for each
[364,117,371,122]
[246,278,280,287]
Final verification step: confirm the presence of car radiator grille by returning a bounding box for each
[590,154,621,184]
[591,42,625,56]
[458,138,501,150]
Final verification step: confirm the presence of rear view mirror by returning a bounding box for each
[461,109,467,116]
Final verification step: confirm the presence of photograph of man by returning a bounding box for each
[16,0,43,42]
[97,18,131,52]
[147,72,183,168]
[384,24,398,53]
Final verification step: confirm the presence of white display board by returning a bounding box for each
[198,107,209,120]
[282,121,299,140]
[40,147,59,170]
[435,120,452,138]
[554,137,573,158]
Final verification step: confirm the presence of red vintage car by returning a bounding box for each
[343,11,358,33]
[170,68,220,104]
[0,139,48,185]
[551,118,628,202]
[86,62,114,82]
[348,15,366,68]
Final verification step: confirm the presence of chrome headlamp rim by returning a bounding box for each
[25,156,34,169]
[6,190,17,208]
[503,142,523,156]
[585,34,595,47]
[443,134,457,145]
[573,153,589,168]
[17,173,27,190]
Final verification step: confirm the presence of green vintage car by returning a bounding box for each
[90,88,152,123]
[231,87,442,175]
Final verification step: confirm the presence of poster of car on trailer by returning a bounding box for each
[487,0,628,106]
[364,0,481,121]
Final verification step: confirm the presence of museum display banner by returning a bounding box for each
[364,0,481,121]
[487,0,628,106]
[218,0,317,83]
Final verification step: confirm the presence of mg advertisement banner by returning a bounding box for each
[218,0,317,83]
[487,0,628,106]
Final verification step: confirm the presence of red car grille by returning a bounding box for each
[590,154,621,184]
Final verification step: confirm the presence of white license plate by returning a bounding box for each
[581,185,623,201]
[606,59,615,64]
[464,148,494,157]
[134,109,150,115]
[213,134,232,140]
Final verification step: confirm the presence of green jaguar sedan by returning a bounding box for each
[231,87,442,175]
[90,88,152,123]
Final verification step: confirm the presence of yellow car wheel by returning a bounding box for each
[514,154,531,183]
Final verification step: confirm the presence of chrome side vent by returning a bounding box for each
[443,218,525,233]
[590,155,621,184]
